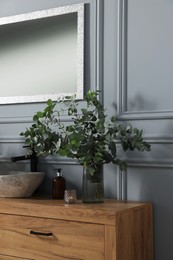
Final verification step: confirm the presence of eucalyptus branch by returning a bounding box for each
[20,90,151,174]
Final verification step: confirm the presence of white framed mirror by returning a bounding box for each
[0,4,84,104]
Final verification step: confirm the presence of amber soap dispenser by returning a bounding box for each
[52,168,66,199]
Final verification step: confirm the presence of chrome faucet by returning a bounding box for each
[11,147,38,172]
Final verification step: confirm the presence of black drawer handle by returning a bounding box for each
[30,230,53,236]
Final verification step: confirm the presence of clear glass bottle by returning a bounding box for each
[52,168,66,199]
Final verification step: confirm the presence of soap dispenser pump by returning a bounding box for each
[52,168,66,199]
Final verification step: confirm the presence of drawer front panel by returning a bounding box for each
[0,214,104,260]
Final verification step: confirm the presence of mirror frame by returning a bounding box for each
[0,3,84,104]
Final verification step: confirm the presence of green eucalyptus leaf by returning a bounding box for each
[47,99,54,106]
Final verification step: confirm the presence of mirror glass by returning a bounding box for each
[0,4,84,104]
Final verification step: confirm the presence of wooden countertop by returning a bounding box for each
[0,197,152,225]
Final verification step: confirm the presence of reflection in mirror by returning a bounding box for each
[0,4,84,104]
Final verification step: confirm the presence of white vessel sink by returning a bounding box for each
[0,171,45,197]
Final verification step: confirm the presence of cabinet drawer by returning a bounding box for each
[0,214,104,260]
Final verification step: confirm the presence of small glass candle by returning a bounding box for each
[64,190,77,204]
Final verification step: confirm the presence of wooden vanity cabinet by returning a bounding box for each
[0,198,153,260]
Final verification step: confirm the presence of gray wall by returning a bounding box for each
[0,0,173,259]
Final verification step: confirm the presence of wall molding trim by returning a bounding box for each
[117,0,173,120]
[0,156,78,165]
[117,158,173,201]
[95,0,104,101]
[118,110,173,120]
[1,156,172,168]
[0,114,76,124]
[1,133,173,143]
[126,158,173,168]
[0,116,33,124]
[117,0,127,116]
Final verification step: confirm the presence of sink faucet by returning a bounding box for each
[11,147,38,172]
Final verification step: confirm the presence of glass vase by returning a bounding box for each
[82,165,104,203]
